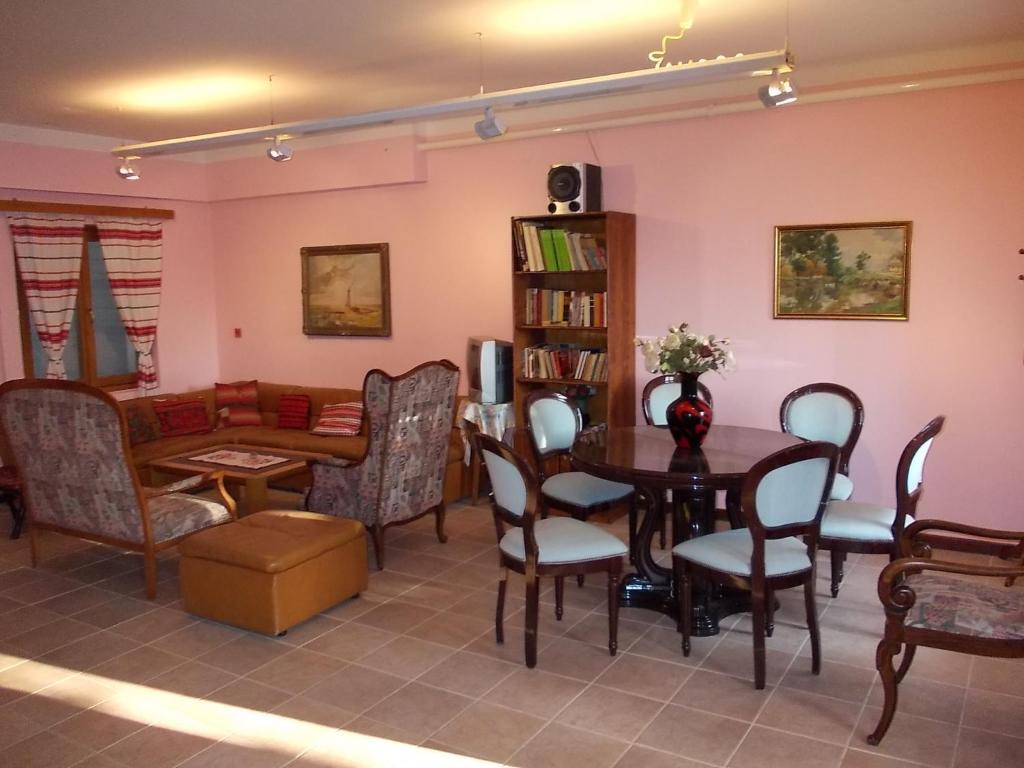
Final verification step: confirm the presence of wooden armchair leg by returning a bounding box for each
[554,576,564,620]
[751,594,768,690]
[370,523,385,570]
[804,577,821,675]
[894,643,916,684]
[765,588,775,637]
[434,504,448,544]
[868,636,902,745]
[678,562,692,656]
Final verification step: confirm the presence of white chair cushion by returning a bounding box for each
[672,528,812,577]
[500,517,628,565]
[542,472,632,507]
[820,500,913,543]
[829,473,854,501]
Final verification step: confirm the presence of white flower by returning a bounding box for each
[662,333,681,351]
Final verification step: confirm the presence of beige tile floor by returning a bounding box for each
[0,497,1021,768]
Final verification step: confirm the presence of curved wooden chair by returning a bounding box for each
[473,432,626,667]
[820,416,944,597]
[673,440,839,689]
[306,360,459,569]
[780,382,864,501]
[869,518,1024,745]
[524,389,635,527]
[0,379,236,598]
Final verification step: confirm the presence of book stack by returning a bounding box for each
[524,289,606,327]
[515,223,608,272]
[522,345,608,383]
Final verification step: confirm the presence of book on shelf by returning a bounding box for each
[521,344,608,383]
[514,220,607,272]
[523,289,607,327]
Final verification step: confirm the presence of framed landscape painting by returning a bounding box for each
[774,222,911,320]
[301,243,391,336]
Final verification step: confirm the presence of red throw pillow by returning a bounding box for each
[311,402,363,436]
[215,380,259,428]
[153,399,211,437]
[277,394,311,430]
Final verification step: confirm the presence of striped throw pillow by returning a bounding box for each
[215,380,259,428]
[153,399,211,437]
[277,394,311,430]
[311,402,363,436]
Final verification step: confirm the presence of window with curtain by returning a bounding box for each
[17,225,139,389]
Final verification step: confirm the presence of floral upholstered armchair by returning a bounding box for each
[306,360,460,569]
[0,379,236,599]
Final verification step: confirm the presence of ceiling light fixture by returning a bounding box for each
[474,107,507,140]
[266,136,294,161]
[758,68,797,107]
[116,156,140,180]
[112,50,792,158]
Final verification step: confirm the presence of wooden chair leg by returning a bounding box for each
[525,575,540,668]
[804,576,821,675]
[576,574,585,587]
[868,636,902,745]
[28,525,40,568]
[143,549,158,600]
[495,567,508,644]
[658,506,667,550]
[554,576,564,620]
[894,643,916,684]
[607,569,620,656]
[678,560,692,656]
[752,587,767,689]
[765,588,775,638]
[830,549,844,597]
[370,523,385,570]
[434,504,448,544]
[628,500,638,565]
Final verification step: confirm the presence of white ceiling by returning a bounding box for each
[1,0,1022,149]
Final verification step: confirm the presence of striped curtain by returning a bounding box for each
[8,215,86,379]
[95,219,163,391]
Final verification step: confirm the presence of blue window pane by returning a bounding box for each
[89,241,136,377]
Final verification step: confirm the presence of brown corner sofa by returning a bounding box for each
[119,381,466,503]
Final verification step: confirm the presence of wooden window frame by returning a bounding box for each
[15,225,138,391]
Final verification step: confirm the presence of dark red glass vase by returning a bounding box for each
[665,373,713,449]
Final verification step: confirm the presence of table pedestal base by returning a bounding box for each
[620,573,753,637]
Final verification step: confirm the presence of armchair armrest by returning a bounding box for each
[143,470,237,519]
[900,518,1024,559]
[877,556,1024,613]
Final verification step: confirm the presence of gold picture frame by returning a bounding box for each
[774,222,911,320]
[301,243,391,336]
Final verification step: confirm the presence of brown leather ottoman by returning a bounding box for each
[179,510,368,635]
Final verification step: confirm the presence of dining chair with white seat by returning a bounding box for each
[473,432,627,668]
[820,415,944,597]
[673,440,839,689]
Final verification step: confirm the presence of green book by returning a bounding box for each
[550,228,572,271]
[539,228,558,271]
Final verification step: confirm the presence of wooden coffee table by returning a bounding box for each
[149,444,330,515]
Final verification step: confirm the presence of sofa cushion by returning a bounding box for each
[124,403,160,446]
[277,394,311,430]
[153,399,212,438]
[219,406,262,427]
[312,402,363,436]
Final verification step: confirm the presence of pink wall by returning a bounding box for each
[1,79,1021,527]
[211,80,1024,527]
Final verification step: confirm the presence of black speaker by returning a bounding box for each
[547,163,601,214]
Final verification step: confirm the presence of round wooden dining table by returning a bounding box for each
[571,424,802,635]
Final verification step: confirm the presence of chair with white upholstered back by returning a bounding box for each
[780,383,864,502]
[673,440,839,689]
[473,432,627,668]
[524,390,635,527]
[820,415,944,597]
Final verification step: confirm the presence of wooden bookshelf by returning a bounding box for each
[511,211,636,429]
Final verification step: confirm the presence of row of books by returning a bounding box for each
[514,223,608,272]
[522,345,608,382]
[524,289,606,327]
